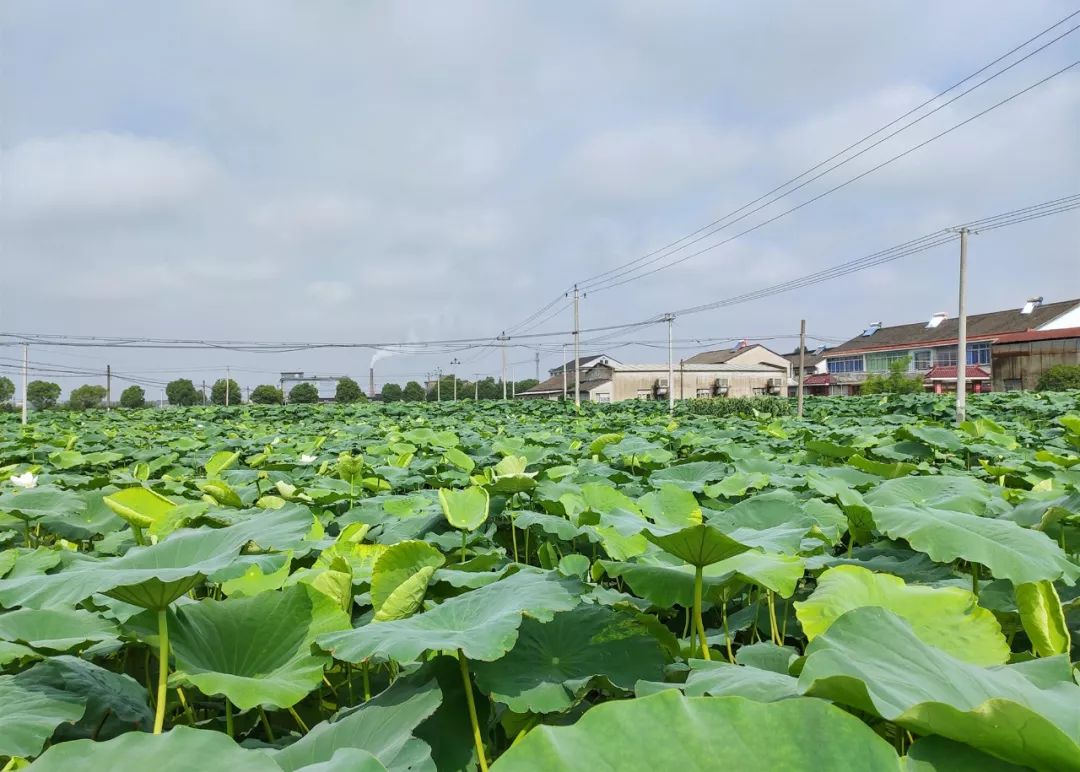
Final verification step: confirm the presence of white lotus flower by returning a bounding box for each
[10,472,37,489]
[300,454,317,464]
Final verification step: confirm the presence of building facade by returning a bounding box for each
[813,297,1080,395]
[991,327,1080,391]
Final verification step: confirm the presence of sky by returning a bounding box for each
[1,1,1078,398]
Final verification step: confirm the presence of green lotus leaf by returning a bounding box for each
[638,483,702,527]
[489,691,901,771]
[103,486,176,529]
[16,655,153,742]
[0,672,86,758]
[438,486,489,531]
[317,568,583,664]
[472,605,665,713]
[221,553,292,598]
[794,565,1009,665]
[167,584,349,710]
[0,607,119,651]
[371,540,445,622]
[511,510,587,541]
[25,725,279,771]
[197,480,244,508]
[0,486,87,522]
[272,673,440,772]
[847,454,917,479]
[642,522,751,567]
[1015,580,1070,657]
[905,736,1033,771]
[799,607,1080,771]
[683,659,799,701]
[205,450,240,479]
[442,447,475,473]
[648,461,728,492]
[866,502,1079,585]
[734,641,800,673]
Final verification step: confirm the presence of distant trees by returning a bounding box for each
[401,381,426,401]
[335,377,365,403]
[0,376,13,404]
[120,385,146,408]
[211,378,242,405]
[165,379,200,406]
[515,378,539,394]
[1037,364,1080,391]
[289,383,320,404]
[861,357,924,395]
[250,384,284,404]
[474,377,502,400]
[381,383,403,402]
[27,380,61,410]
[68,384,107,410]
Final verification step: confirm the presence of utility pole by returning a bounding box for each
[797,319,806,418]
[159,388,165,409]
[202,380,207,405]
[534,351,540,382]
[572,285,581,408]
[474,374,480,400]
[106,364,112,411]
[437,368,442,402]
[511,366,516,399]
[665,314,675,413]
[245,386,250,403]
[225,366,231,407]
[956,228,969,424]
[561,343,568,400]
[21,344,28,425]
[450,358,460,400]
[501,332,508,400]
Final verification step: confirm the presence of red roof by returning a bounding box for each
[803,373,833,386]
[992,326,1080,344]
[924,366,990,380]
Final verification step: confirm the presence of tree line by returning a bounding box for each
[0,374,544,411]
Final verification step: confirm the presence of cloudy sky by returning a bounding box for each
[2,1,1078,396]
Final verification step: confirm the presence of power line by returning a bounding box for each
[583,57,1080,294]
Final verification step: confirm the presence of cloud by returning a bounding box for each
[1,132,218,225]
[304,280,353,306]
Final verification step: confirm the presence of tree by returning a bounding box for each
[211,378,242,406]
[381,383,403,402]
[475,377,502,400]
[250,384,284,404]
[26,380,61,410]
[861,356,925,395]
[289,382,320,404]
[0,376,13,404]
[120,385,146,408]
[1037,364,1080,391]
[68,384,107,410]
[335,376,365,403]
[515,378,539,394]
[401,381,426,401]
[165,379,200,406]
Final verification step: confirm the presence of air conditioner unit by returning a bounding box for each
[655,378,669,395]
[713,378,729,396]
[766,378,781,393]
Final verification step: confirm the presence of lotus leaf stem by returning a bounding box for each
[767,591,780,645]
[259,706,275,742]
[153,608,170,734]
[971,563,980,597]
[460,531,468,564]
[288,706,310,733]
[458,649,489,772]
[510,513,519,563]
[177,687,195,726]
[225,699,234,738]
[693,565,710,660]
[362,660,372,702]
[721,602,734,664]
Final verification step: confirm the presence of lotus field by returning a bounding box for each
[0,392,1078,771]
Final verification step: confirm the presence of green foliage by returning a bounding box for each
[861,356,925,394]
[26,380,62,410]
[288,382,320,404]
[0,375,14,403]
[249,384,283,404]
[210,378,241,406]
[119,385,146,408]
[335,376,365,403]
[401,381,425,401]
[380,383,403,402]
[165,379,200,407]
[68,384,107,410]
[678,395,791,418]
[1037,364,1080,391]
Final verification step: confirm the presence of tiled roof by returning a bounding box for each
[685,343,783,365]
[924,366,990,380]
[803,373,833,386]
[827,299,1079,355]
[992,326,1080,344]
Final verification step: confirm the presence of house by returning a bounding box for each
[548,354,622,375]
[991,327,1080,391]
[279,372,345,402]
[519,360,785,402]
[816,296,1080,395]
[783,346,830,396]
[684,343,793,378]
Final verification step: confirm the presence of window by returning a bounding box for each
[934,347,957,367]
[1004,379,1022,391]
[828,355,864,373]
[752,387,766,395]
[594,393,611,403]
[968,341,991,366]
[865,350,910,372]
[636,389,652,400]
[696,389,712,398]
[913,349,932,371]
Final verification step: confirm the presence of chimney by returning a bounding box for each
[369,367,375,398]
